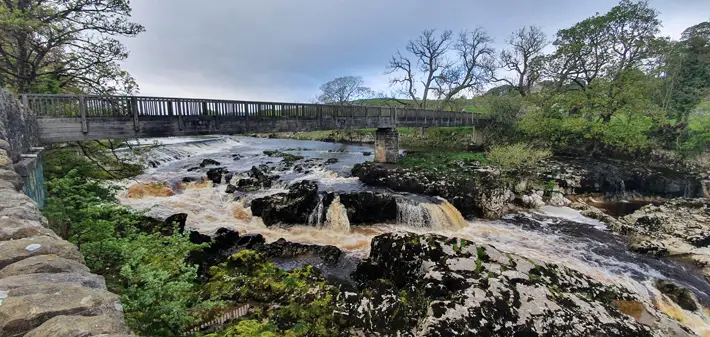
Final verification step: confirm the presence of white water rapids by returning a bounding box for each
[117,136,710,335]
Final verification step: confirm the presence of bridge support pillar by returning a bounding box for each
[375,128,398,164]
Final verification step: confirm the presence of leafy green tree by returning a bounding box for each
[0,0,144,94]
[548,0,661,122]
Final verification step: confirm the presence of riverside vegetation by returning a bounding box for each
[3,0,710,336]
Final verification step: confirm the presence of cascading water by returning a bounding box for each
[395,195,468,230]
[307,194,325,227]
[323,196,350,232]
[116,135,710,336]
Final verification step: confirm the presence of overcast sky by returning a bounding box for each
[119,0,710,102]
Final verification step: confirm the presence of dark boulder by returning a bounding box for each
[325,158,339,165]
[187,227,242,275]
[352,162,510,219]
[181,176,201,183]
[236,166,279,192]
[225,184,237,194]
[257,238,342,266]
[655,280,699,312]
[251,180,320,226]
[206,167,228,184]
[540,158,703,199]
[199,158,221,167]
[338,191,397,224]
[135,212,188,236]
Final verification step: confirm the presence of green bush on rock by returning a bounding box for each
[486,143,552,174]
[205,250,342,337]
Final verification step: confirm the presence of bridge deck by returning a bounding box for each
[22,94,488,143]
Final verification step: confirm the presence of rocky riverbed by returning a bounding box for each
[117,135,710,336]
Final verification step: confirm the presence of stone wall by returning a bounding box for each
[0,90,39,162]
[0,90,132,336]
[374,127,399,163]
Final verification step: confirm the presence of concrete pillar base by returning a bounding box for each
[375,128,399,163]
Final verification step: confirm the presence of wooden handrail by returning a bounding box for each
[20,93,485,120]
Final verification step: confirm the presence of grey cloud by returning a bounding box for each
[119,0,710,101]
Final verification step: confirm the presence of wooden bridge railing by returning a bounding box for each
[20,93,485,123]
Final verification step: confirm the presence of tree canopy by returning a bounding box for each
[0,0,144,94]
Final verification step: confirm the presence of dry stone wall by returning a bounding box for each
[0,90,132,336]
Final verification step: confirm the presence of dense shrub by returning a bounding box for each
[486,143,552,174]
[42,158,215,336]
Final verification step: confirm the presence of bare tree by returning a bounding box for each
[317,76,374,105]
[433,28,496,108]
[498,26,548,96]
[387,28,495,110]
[387,29,452,109]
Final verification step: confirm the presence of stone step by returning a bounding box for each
[0,284,123,336]
[0,217,56,241]
[25,314,132,337]
[0,254,90,279]
[0,272,107,292]
[0,236,84,269]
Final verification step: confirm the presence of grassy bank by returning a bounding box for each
[267,126,482,150]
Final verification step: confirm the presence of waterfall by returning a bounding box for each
[323,196,351,232]
[308,194,325,227]
[396,196,468,229]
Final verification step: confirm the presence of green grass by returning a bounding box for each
[695,100,710,114]
[399,151,488,178]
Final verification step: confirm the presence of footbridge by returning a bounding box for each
[22,93,489,163]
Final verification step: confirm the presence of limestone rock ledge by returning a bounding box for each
[0,150,132,335]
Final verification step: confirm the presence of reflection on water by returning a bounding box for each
[117,136,710,335]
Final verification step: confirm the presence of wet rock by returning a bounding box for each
[257,238,342,266]
[187,227,242,273]
[138,212,187,236]
[655,280,699,312]
[206,167,228,184]
[225,184,237,194]
[353,162,511,218]
[344,232,672,336]
[236,234,266,249]
[232,153,243,161]
[251,180,319,226]
[199,158,221,167]
[263,150,304,163]
[362,151,372,156]
[325,158,339,165]
[236,166,279,192]
[181,176,201,183]
[338,191,397,224]
[622,198,710,273]
[539,158,703,199]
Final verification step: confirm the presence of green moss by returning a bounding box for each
[262,150,304,162]
[205,251,341,336]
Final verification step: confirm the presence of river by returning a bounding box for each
[117,135,710,335]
